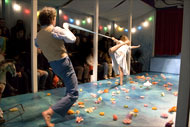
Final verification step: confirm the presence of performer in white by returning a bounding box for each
[109,35,140,85]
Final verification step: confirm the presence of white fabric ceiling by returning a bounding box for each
[154,0,183,9]
[38,0,154,22]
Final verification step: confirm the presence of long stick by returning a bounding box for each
[68,23,111,39]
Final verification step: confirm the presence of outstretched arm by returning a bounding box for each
[111,37,120,44]
[131,45,140,49]
[109,42,128,53]
[51,23,76,43]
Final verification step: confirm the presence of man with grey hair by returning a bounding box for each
[37,7,78,127]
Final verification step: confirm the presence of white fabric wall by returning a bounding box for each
[3,0,114,38]
[3,0,156,72]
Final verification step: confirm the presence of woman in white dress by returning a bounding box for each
[109,35,140,85]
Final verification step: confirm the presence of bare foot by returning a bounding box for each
[42,108,54,127]
[119,82,123,85]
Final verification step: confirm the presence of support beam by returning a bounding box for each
[152,11,156,57]
[127,0,133,75]
[112,21,115,36]
[56,7,60,26]
[31,0,38,93]
[92,0,99,82]
[1,0,5,18]
[175,0,190,126]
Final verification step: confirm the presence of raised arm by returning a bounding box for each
[109,42,128,53]
[131,45,140,49]
[51,23,76,43]
[111,37,120,44]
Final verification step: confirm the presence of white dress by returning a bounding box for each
[110,40,131,75]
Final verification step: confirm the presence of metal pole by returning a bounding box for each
[92,0,99,82]
[92,15,94,31]
[2,0,5,18]
[31,0,38,93]
[152,11,156,57]
[56,7,60,26]
[127,0,133,75]
[175,0,190,126]
[112,21,115,36]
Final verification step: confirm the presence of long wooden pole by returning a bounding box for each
[127,0,133,75]
[92,0,99,82]
[31,0,38,93]
[175,0,190,126]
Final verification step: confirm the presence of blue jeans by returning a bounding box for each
[98,62,108,77]
[103,62,108,77]
[49,56,78,117]
[37,71,48,90]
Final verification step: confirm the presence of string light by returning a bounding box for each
[142,21,149,27]
[107,24,111,30]
[59,10,62,15]
[124,29,128,32]
[13,3,21,11]
[137,26,142,30]
[82,20,86,25]
[148,16,153,21]
[37,11,40,17]
[104,27,108,31]
[99,25,103,30]
[69,18,74,24]
[5,0,9,4]
[63,15,68,21]
[114,24,118,28]
[87,17,92,23]
[24,9,30,14]
[39,8,153,34]
[113,16,153,33]
[9,2,153,34]
[118,27,124,31]
[131,28,136,33]
[37,9,154,34]
[76,20,80,25]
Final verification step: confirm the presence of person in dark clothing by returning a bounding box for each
[0,18,11,59]
[11,19,26,41]
[98,50,109,80]
[0,18,10,39]
[69,35,90,83]
[99,32,114,53]
[37,48,54,90]
[6,54,30,94]
[11,29,27,57]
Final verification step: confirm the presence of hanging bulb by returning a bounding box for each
[87,17,92,23]
[131,28,136,33]
[76,20,80,25]
[142,21,149,27]
[13,3,21,11]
